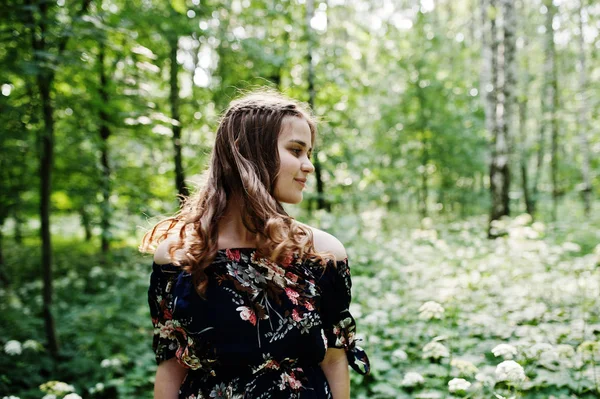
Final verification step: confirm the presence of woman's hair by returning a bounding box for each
[140,90,328,297]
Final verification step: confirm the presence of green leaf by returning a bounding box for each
[171,0,186,14]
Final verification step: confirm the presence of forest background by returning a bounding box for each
[1,0,600,398]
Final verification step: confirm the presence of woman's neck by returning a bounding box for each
[217,198,257,248]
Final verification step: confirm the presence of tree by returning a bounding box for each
[167,6,189,201]
[482,0,511,236]
[98,38,113,254]
[576,0,592,216]
[24,0,91,358]
[305,0,327,211]
[544,0,559,221]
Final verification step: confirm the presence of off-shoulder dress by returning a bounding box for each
[148,247,370,399]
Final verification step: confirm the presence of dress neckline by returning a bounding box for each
[216,247,257,252]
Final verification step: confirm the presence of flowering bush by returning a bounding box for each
[328,212,600,399]
[1,211,599,398]
[495,360,526,384]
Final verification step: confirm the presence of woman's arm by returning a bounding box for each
[154,358,188,399]
[321,348,350,399]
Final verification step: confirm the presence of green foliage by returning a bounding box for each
[0,238,156,398]
[1,210,600,398]
[1,0,600,397]
[310,209,600,399]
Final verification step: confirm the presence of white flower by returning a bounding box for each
[39,381,75,395]
[2,396,21,399]
[422,342,450,359]
[89,266,103,278]
[450,359,479,376]
[495,360,526,383]
[531,221,545,231]
[100,358,122,368]
[42,395,57,399]
[422,217,433,229]
[392,348,408,360]
[4,340,22,356]
[418,301,445,320]
[525,343,553,358]
[53,382,75,393]
[23,339,43,351]
[400,371,424,387]
[491,344,517,359]
[448,378,471,392]
[514,214,532,226]
[88,382,105,394]
[577,341,600,356]
[475,371,496,387]
[63,394,82,399]
[562,242,581,252]
[556,344,575,358]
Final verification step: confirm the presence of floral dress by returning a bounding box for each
[148,248,370,399]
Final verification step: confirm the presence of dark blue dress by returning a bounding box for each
[148,248,370,399]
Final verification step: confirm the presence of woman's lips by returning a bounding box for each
[294,178,306,188]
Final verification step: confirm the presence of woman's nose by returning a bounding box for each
[302,158,315,173]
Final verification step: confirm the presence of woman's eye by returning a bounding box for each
[292,149,302,155]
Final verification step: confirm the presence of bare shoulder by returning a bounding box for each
[298,222,347,260]
[153,236,184,265]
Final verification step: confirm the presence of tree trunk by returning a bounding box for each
[417,77,429,219]
[0,228,7,286]
[169,35,189,202]
[483,0,510,237]
[577,0,592,216]
[13,208,23,244]
[415,10,429,219]
[79,206,93,242]
[531,113,544,217]
[519,97,534,215]
[99,40,111,254]
[518,26,534,216]
[39,74,60,358]
[27,0,91,358]
[545,0,559,221]
[498,0,515,215]
[479,0,493,132]
[26,0,60,359]
[305,0,327,211]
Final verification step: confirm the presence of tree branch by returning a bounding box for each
[57,0,92,56]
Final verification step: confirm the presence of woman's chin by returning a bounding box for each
[277,193,303,205]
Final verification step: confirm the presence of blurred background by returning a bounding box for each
[1,0,599,398]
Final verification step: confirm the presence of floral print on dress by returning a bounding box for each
[147,248,370,398]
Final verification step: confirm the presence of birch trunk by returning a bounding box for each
[545,0,559,221]
[480,0,493,138]
[518,35,534,215]
[577,0,592,216]
[499,0,515,216]
[484,0,510,236]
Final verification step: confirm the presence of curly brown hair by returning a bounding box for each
[140,90,328,298]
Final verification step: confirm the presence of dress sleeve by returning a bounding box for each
[148,262,181,365]
[319,258,370,375]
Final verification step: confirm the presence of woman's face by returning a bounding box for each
[274,117,315,204]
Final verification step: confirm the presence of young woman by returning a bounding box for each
[141,91,369,399]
